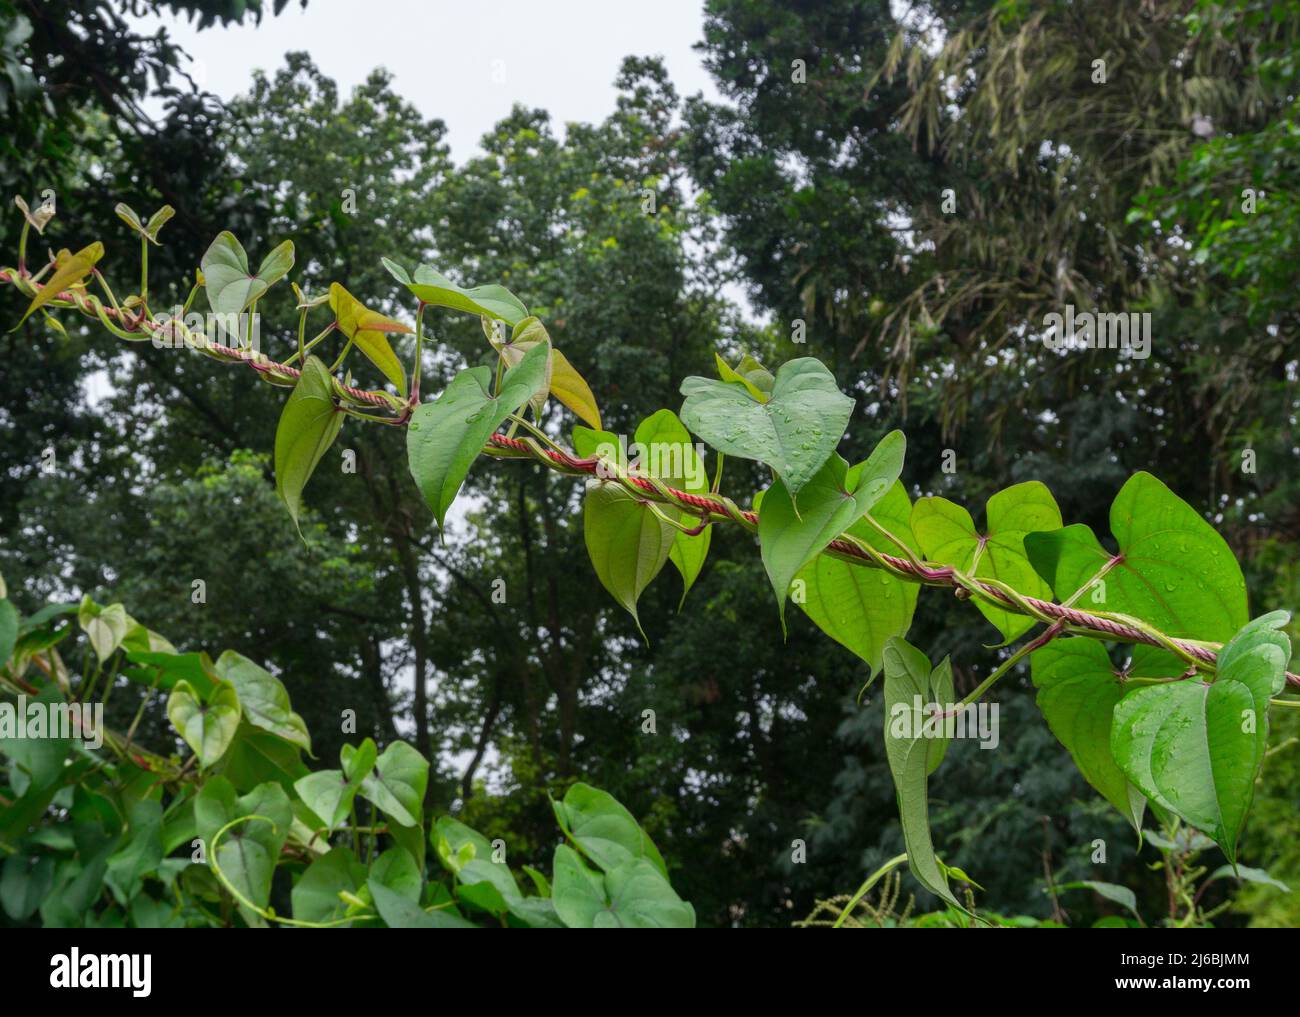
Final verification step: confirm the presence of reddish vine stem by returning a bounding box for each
[5,266,1297,691]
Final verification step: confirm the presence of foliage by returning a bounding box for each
[0,586,691,927]
[2,191,1296,927]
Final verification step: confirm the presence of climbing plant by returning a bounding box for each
[1,197,1296,925]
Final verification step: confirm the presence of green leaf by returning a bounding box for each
[328,282,411,395]
[382,258,528,324]
[356,741,429,828]
[551,845,695,928]
[407,343,550,529]
[105,799,163,905]
[274,355,343,533]
[633,409,711,605]
[1030,638,1146,832]
[369,847,423,902]
[0,854,55,920]
[11,242,104,330]
[116,203,174,245]
[1111,614,1289,862]
[433,816,520,915]
[794,481,920,675]
[551,782,667,877]
[294,738,376,830]
[77,597,131,662]
[217,724,308,793]
[368,878,477,928]
[0,598,18,665]
[881,637,961,909]
[1025,472,1247,642]
[166,679,240,769]
[1205,864,1291,893]
[759,431,905,629]
[714,352,773,402]
[912,481,1062,641]
[0,683,70,789]
[201,232,295,316]
[679,356,853,499]
[582,480,674,637]
[214,650,310,751]
[1059,880,1141,920]
[194,777,292,917]
[292,847,367,925]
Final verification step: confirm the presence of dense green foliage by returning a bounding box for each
[2,0,1298,927]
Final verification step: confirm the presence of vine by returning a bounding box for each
[3,196,1296,922]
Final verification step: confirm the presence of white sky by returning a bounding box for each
[143,0,724,163]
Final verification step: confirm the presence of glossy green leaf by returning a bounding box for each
[407,343,550,530]
[551,845,695,928]
[633,409,711,605]
[795,481,921,676]
[551,781,668,877]
[679,356,853,499]
[356,741,429,828]
[294,738,376,830]
[0,683,70,790]
[201,231,295,317]
[1030,638,1146,832]
[1025,472,1247,642]
[912,481,1062,642]
[105,799,163,905]
[194,777,292,917]
[1111,614,1289,861]
[582,480,674,637]
[368,877,477,928]
[274,355,343,533]
[881,637,960,908]
[759,431,905,629]
[382,258,528,324]
[292,847,367,925]
[166,679,240,769]
[214,650,310,751]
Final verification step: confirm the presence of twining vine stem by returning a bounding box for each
[5,260,1298,694]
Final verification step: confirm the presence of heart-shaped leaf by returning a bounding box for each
[356,741,429,828]
[368,878,477,928]
[274,355,343,533]
[291,846,367,925]
[214,650,310,751]
[1030,638,1147,832]
[201,231,295,317]
[328,282,410,395]
[679,356,853,500]
[194,777,292,918]
[551,845,695,928]
[12,242,104,330]
[1111,613,1290,862]
[794,480,920,676]
[406,343,550,530]
[167,679,240,769]
[582,480,675,637]
[758,431,905,630]
[1025,473,1247,643]
[115,203,175,245]
[77,596,131,662]
[912,481,1061,642]
[294,738,376,830]
[632,409,710,605]
[550,782,668,877]
[382,257,528,324]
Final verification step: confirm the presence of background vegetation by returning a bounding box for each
[1,0,1297,926]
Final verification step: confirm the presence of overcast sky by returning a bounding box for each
[143,0,724,163]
